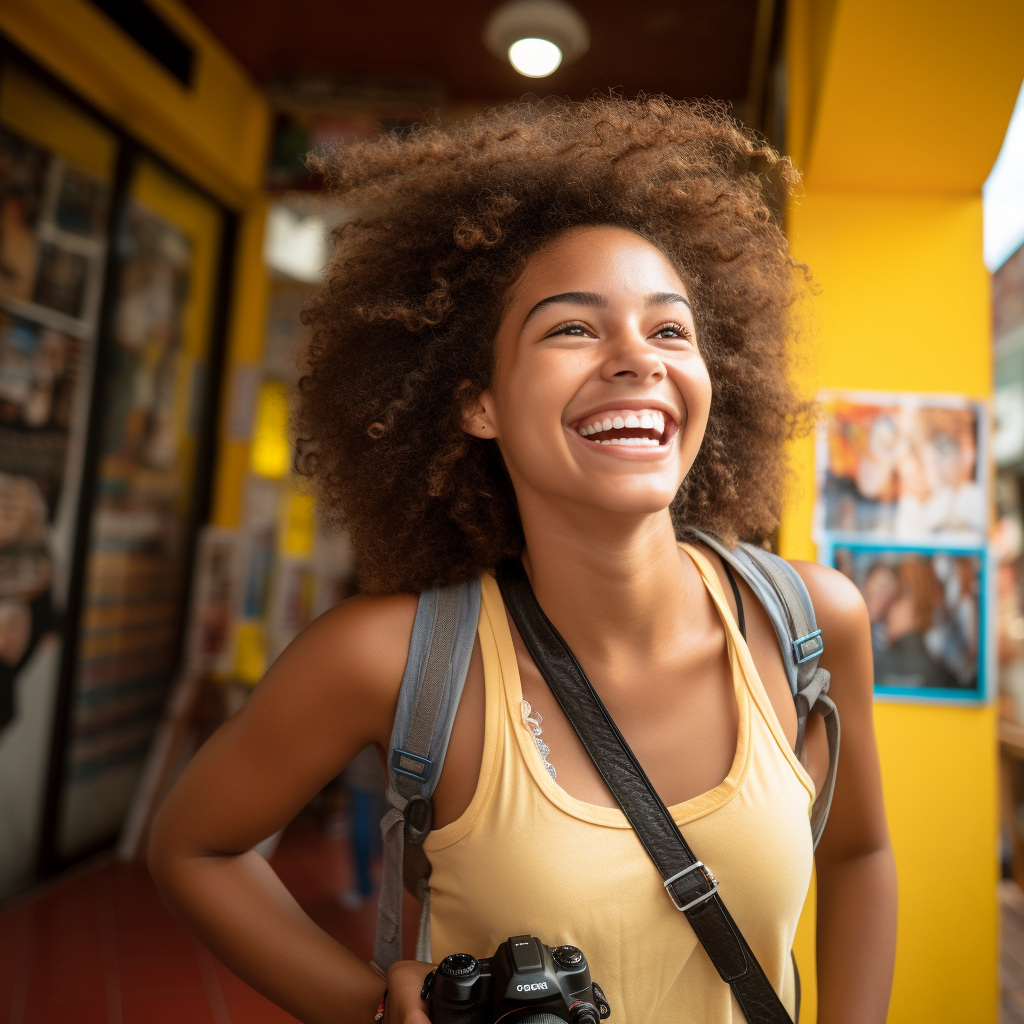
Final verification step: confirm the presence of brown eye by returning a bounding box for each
[547,320,593,338]
[653,323,690,340]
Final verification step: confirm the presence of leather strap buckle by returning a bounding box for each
[664,861,719,913]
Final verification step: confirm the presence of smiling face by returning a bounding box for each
[462,225,712,524]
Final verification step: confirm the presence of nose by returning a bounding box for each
[599,329,666,384]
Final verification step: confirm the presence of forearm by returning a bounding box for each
[815,847,897,1024]
[152,849,383,1024]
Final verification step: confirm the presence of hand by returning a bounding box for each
[384,960,435,1023]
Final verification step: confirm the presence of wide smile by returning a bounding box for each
[566,406,679,457]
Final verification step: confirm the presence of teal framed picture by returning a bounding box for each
[820,536,991,705]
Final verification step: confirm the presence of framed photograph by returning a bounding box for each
[815,391,987,542]
[821,537,991,704]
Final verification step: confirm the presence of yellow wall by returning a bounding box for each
[783,1,1024,1020]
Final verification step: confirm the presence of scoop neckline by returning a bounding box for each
[493,544,754,829]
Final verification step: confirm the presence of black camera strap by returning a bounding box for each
[497,558,795,1024]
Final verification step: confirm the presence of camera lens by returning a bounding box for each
[438,953,478,978]
[553,945,584,968]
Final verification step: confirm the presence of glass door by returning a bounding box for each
[0,59,116,897]
[55,157,224,860]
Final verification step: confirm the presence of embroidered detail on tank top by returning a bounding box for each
[521,699,557,780]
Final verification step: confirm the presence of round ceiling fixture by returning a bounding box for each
[484,0,590,79]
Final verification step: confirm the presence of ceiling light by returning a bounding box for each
[484,0,590,80]
[508,37,562,77]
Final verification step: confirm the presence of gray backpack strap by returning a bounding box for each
[686,529,840,851]
[371,578,480,976]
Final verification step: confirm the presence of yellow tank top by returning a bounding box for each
[423,543,815,1024]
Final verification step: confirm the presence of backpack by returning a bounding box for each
[370,529,840,976]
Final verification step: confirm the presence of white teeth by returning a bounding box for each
[589,435,661,447]
[576,410,672,438]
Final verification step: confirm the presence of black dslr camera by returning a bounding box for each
[425,934,610,1024]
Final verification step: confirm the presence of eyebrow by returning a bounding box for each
[646,292,691,309]
[522,291,607,327]
[521,290,691,328]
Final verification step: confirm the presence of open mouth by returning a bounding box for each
[570,408,676,448]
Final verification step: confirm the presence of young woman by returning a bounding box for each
[149,97,897,1024]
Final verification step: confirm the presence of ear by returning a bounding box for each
[460,387,498,439]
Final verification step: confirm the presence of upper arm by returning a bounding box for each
[149,593,417,865]
[790,561,891,862]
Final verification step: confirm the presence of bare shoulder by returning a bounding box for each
[286,591,418,683]
[245,590,419,750]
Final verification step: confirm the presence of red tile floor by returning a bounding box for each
[0,811,420,1023]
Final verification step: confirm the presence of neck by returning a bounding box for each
[516,496,695,659]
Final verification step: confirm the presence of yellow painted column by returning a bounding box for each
[782,2,1024,1021]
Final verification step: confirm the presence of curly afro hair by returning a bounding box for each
[297,95,806,594]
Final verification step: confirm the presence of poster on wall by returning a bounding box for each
[821,537,990,703]
[815,391,987,542]
[816,390,991,705]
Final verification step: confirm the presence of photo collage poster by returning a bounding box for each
[815,391,991,703]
